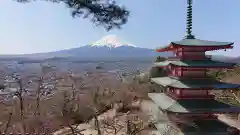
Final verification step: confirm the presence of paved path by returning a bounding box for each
[53,107,123,135]
[140,99,165,122]
[53,124,93,135]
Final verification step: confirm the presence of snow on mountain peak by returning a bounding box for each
[89,35,136,48]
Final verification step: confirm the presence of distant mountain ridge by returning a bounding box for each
[0,35,238,63]
[0,35,171,60]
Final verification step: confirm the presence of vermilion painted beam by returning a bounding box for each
[156,44,233,52]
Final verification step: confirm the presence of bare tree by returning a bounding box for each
[88,86,116,135]
[3,112,13,134]
[15,64,58,134]
[102,115,124,135]
[91,88,103,135]
[114,89,135,113]
[35,64,57,115]
[60,91,84,135]
[12,75,28,133]
[126,120,146,135]
[35,76,44,116]
[67,71,81,100]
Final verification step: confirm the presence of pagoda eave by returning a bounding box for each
[156,44,174,52]
[166,86,240,91]
[154,60,237,71]
[151,77,240,89]
[172,43,233,48]
[163,109,240,114]
[154,84,240,90]
[154,60,237,68]
[153,120,235,135]
[156,65,235,69]
[156,43,233,52]
[148,93,240,114]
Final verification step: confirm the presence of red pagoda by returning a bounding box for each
[148,0,240,134]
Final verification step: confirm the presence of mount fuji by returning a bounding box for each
[0,35,237,63]
[9,35,171,61]
[88,35,137,48]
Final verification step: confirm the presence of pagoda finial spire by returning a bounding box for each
[185,0,195,39]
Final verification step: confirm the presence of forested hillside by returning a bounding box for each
[208,66,240,106]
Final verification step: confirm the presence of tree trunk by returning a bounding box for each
[94,115,101,135]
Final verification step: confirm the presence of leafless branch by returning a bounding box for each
[102,116,124,135]
[67,123,85,135]
[3,112,13,134]
[126,120,145,135]
[14,76,26,133]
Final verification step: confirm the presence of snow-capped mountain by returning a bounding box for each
[1,35,238,63]
[88,35,136,48]
[0,35,171,60]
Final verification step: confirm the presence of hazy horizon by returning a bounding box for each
[1,0,240,56]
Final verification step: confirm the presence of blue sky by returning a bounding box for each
[0,0,240,56]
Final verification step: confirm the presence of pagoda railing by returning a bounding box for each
[167,91,215,100]
[167,56,182,60]
[168,56,211,60]
[182,55,211,60]
[168,75,209,79]
[182,132,228,135]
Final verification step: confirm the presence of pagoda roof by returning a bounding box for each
[154,119,232,135]
[172,39,233,46]
[151,77,240,89]
[154,60,236,68]
[156,39,233,52]
[148,93,240,113]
